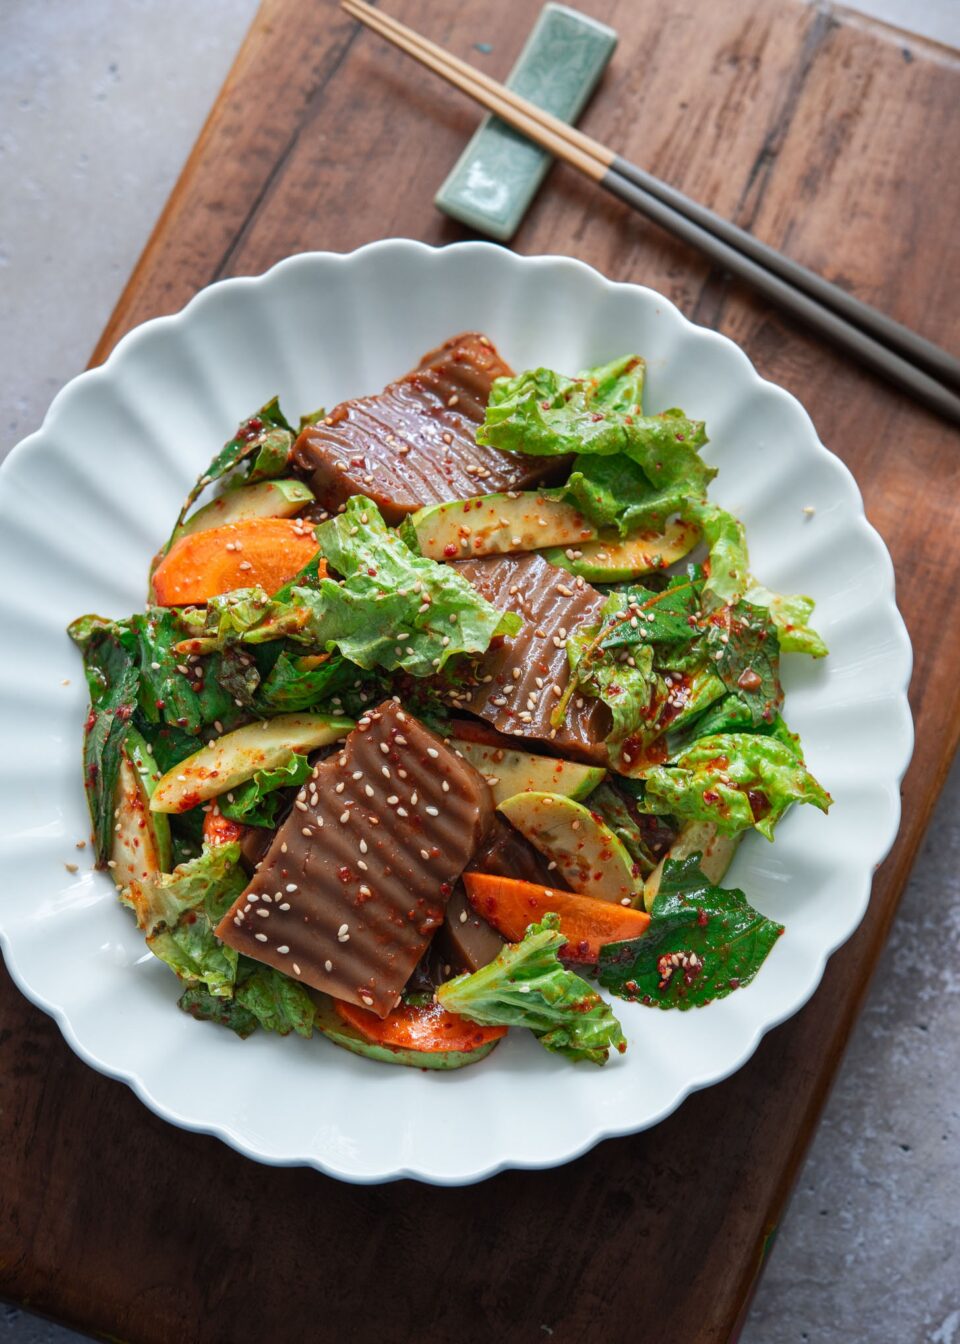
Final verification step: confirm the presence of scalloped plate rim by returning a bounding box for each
[0,240,914,1185]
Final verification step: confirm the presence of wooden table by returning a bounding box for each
[2,2,957,1340]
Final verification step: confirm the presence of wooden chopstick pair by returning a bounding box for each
[342,0,960,427]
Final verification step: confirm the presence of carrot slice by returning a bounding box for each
[152,517,323,606]
[333,999,507,1052]
[464,871,650,964]
[202,801,247,849]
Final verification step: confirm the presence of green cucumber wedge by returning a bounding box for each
[542,517,700,582]
[497,791,640,905]
[314,997,500,1070]
[150,713,354,813]
[412,490,597,560]
[175,479,314,544]
[449,738,604,806]
[111,729,172,889]
[641,821,740,911]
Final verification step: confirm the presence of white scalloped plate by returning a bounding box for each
[0,242,912,1184]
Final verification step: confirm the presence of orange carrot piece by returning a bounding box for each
[152,518,323,606]
[463,871,650,964]
[202,802,246,849]
[334,999,507,1052]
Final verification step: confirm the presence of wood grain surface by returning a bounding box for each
[2,2,958,1341]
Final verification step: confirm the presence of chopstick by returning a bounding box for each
[342,0,960,426]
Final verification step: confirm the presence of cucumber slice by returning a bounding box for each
[176,480,314,543]
[150,713,354,814]
[642,821,740,911]
[111,731,172,889]
[412,491,597,560]
[314,997,500,1070]
[449,738,604,806]
[541,517,700,582]
[497,791,640,904]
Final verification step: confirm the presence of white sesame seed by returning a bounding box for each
[277,945,290,954]
[459,910,468,923]
[361,994,374,1006]
[425,805,439,816]
[380,742,390,755]
[364,784,375,797]
[335,781,345,794]
[293,963,301,975]
[324,960,333,972]
[420,848,431,860]
[255,933,268,942]
[427,747,439,758]
[339,810,350,824]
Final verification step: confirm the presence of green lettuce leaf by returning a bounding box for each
[177,984,260,1037]
[177,961,315,1038]
[128,842,244,935]
[437,913,626,1065]
[234,960,315,1037]
[563,453,692,537]
[745,584,828,658]
[665,693,799,758]
[300,496,521,677]
[256,651,360,713]
[218,750,311,827]
[597,854,784,1008]
[129,843,246,995]
[694,503,827,656]
[175,586,314,656]
[637,732,831,840]
[67,614,140,865]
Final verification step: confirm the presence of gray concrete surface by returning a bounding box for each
[1,3,957,1342]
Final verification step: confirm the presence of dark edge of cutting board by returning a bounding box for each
[2,2,959,1342]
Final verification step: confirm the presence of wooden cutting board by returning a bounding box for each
[2,2,957,1340]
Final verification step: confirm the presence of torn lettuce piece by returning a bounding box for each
[128,843,246,996]
[175,586,314,655]
[178,984,260,1037]
[127,841,245,936]
[636,732,831,840]
[437,913,626,1065]
[597,853,784,1009]
[563,453,693,538]
[478,356,715,496]
[218,750,311,828]
[745,584,828,658]
[694,503,827,657]
[177,959,315,1037]
[233,960,315,1037]
[300,496,521,677]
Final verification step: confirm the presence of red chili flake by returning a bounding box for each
[443,543,457,558]
[337,865,354,884]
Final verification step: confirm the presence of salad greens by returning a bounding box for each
[437,914,626,1065]
[598,854,784,1009]
[68,338,832,1080]
[636,732,831,840]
